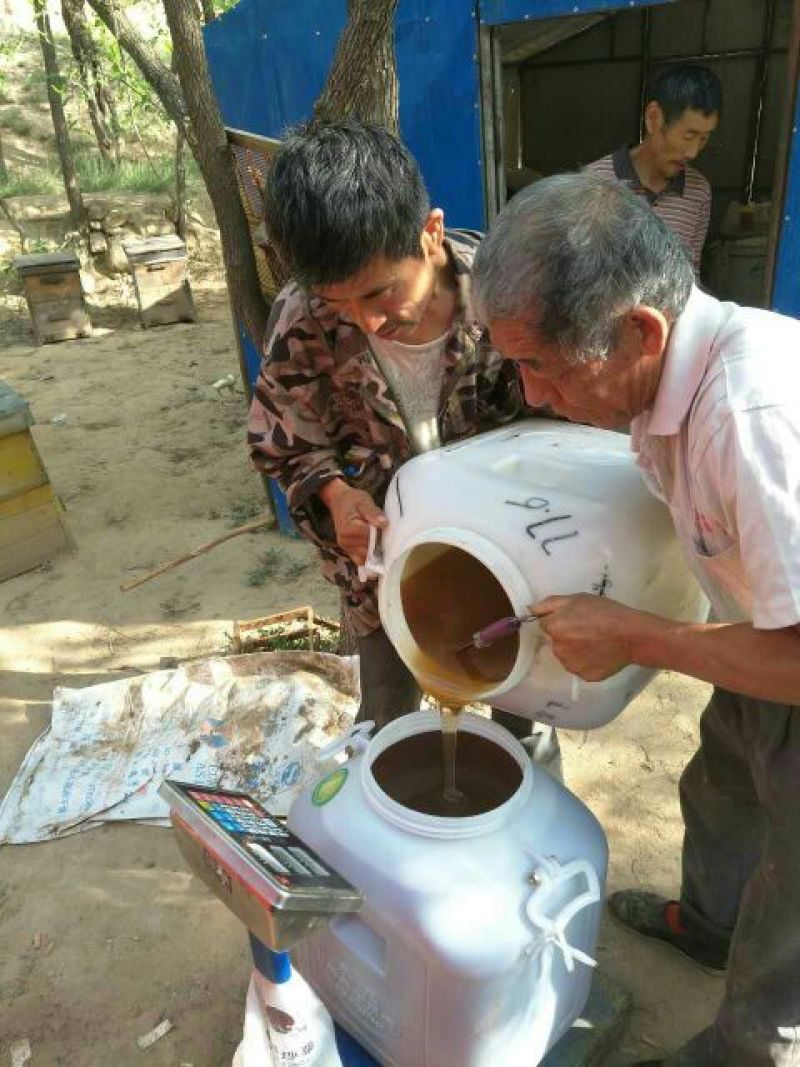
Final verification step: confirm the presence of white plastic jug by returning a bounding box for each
[360,419,706,729]
[288,712,608,1067]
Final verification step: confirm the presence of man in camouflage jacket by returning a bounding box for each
[248,232,522,637]
[247,122,561,776]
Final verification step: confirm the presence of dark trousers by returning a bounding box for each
[672,687,800,1066]
[355,626,562,778]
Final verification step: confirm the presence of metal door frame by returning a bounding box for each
[477,0,800,317]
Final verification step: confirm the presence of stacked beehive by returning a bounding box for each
[0,382,72,582]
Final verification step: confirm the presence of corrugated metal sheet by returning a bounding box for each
[479,0,674,26]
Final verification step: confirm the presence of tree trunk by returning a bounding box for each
[173,53,187,242]
[313,0,400,134]
[33,0,86,230]
[61,0,118,166]
[198,0,215,23]
[174,130,187,240]
[161,0,268,345]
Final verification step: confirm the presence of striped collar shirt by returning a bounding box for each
[586,146,712,272]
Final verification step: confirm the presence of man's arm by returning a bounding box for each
[248,297,344,510]
[534,594,800,705]
[317,478,387,566]
[248,298,388,565]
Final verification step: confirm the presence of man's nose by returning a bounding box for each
[347,304,387,335]
[520,366,556,407]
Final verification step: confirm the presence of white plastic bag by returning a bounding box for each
[232,969,342,1067]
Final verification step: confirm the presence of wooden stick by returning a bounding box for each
[120,516,274,592]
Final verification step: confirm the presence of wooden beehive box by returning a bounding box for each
[0,381,73,582]
[14,251,92,345]
[122,235,198,328]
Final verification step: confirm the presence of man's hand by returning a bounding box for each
[532,593,664,681]
[318,479,388,566]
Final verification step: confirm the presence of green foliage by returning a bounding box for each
[0,168,61,196]
[87,12,173,139]
[21,63,49,103]
[227,498,263,527]
[246,549,314,587]
[284,558,313,580]
[0,35,25,104]
[254,626,341,653]
[0,156,177,197]
[246,549,286,586]
[0,21,212,211]
[75,152,174,193]
[2,107,35,138]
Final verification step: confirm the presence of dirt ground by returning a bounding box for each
[0,278,722,1065]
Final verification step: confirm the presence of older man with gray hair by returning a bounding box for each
[473,173,800,1067]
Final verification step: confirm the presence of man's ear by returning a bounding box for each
[643,100,665,137]
[420,208,445,255]
[623,305,670,360]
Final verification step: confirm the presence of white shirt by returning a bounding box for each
[631,287,800,628]
[368,332,448,454]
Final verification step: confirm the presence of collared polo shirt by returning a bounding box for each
[586,147,712,271]
[630,287,800,628]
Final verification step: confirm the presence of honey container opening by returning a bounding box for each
[370,729,522,817]
[399,542,520,701]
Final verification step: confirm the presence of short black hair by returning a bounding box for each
[649,64,723,125]
[262,121,430,288]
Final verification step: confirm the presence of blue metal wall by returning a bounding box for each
[205,0,800,318]
[204,0,484,231]
[772,81,800,320]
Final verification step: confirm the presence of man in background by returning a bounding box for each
[587,64,722,273]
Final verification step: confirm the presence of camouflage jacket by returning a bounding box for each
[248,231,524,637]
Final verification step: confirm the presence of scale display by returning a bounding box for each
[186,787,335,883]
[159,780,362,948]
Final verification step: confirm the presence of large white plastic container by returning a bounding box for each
[361,419,706,729]
[289,712,608,1067]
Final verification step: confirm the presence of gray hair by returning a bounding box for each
[473,173,694,362]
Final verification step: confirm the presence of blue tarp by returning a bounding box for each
[205,0,484,230]
[205,0,800,320]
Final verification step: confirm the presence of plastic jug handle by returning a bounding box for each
[316,720,375,764]
[525,858,601,973]
[357,524,386,583]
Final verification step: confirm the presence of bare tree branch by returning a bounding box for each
[61,0,118,165]
[84,0,189,136]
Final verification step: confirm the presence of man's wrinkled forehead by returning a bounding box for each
[489,315,558,371]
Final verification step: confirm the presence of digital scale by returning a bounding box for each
[159,781,622,1065]
[159,780,363,951]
